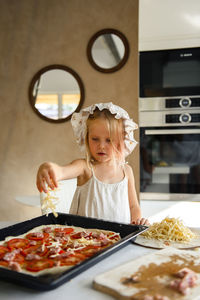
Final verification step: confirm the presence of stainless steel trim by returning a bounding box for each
[139,110,200,127]
[139,96,200,112]
[145,129,200,135]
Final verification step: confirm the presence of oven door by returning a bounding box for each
[140,127,200,200]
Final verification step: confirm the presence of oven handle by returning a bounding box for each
[145,129,200,135]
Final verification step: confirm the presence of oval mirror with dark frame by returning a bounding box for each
[87,29,130,73]
[29,65,85,123]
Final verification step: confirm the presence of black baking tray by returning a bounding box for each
[0,213,147,291]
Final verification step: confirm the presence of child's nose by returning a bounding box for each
[99,141,106,148]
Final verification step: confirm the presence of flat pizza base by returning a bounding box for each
[134,227,200,249]
[93,247,200,300]
[0,224,119,277]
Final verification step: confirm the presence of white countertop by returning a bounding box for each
[141,200,200,227]
[0,200,199,299]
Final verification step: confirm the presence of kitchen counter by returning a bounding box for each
[141,200,200,227]
[0,200,199,299]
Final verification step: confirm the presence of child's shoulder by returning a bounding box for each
[71,159,91,174]
[71,158,88,168]
[124,163,133,171]
[72,158,86,163]
[72,159,92,184]
[124,163,134,177]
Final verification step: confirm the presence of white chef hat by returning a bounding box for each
[71,102,138,157]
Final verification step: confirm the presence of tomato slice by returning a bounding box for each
[60,253,85,266]
[3,253,25,265]
[26,259,54,272]
[0,246,10,259]
[26,232,49,241]
[13,253,25,264]
[22,244,48,258]
[80,245,100,257]
[54,227,74,234]
[21,245,38,256]
[7,238,30,250]
[109,234,120,241]
[73,252,87,261]
[70,231,86,239]
[0,260,9,267]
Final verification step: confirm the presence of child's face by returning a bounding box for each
[88,119,116,163]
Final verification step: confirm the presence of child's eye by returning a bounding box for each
[106,138,111,143]
[92,137,98,141]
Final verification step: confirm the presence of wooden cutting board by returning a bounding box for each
[93,248,200,300]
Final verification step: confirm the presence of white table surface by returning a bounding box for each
[141,200,200,227]
[0,200,199,299]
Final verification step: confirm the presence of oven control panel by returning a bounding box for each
[166,113,200,124]
[139,96,200,127]
[139,96,200,112]
[165,97,200,109]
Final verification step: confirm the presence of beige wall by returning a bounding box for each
[0,0,139,221]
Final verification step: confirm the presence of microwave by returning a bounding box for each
[139,47,200,98]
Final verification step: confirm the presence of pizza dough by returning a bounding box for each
[0,224,120,276]
[134,227,200,249]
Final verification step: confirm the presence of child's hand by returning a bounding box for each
[36,162,58,193]
[131,218,150,226]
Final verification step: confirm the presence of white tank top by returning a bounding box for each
[69,166,131,223]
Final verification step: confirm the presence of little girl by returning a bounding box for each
[37,102,149,225]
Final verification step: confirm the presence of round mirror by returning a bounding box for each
[87,29,129,73]
[29,65,85,123]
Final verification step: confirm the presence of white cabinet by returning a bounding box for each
[139,0,200,51]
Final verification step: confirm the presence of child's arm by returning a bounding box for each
[36,159,86,193]
[126,165,149,226]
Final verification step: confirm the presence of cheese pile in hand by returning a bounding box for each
[41,186,59,218]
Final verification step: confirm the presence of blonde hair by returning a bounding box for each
[85,108,125,166]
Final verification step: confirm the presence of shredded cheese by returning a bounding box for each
[141,217,197,243]
[41,186,59,218]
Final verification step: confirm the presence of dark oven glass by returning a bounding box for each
[140,127,200,194]
[140,47,200,97]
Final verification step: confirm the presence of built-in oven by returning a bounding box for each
[139,47,200,201]
[139,96,200,201]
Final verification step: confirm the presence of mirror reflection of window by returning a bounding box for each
[29,65,84,123]
[62,94,80,117]
[33,69,80,120]
[35,94,58,119]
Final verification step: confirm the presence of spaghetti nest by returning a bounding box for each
[141,217,197,243]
